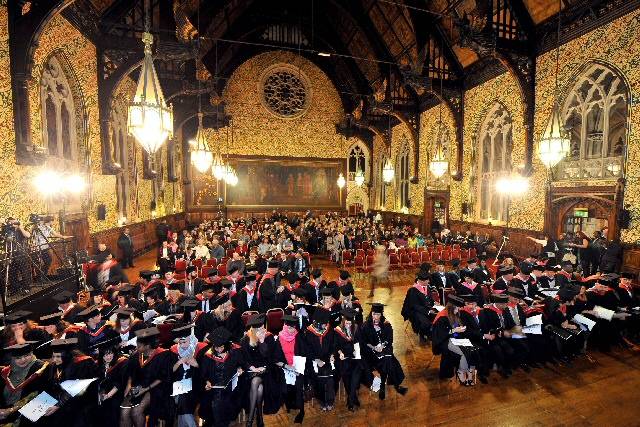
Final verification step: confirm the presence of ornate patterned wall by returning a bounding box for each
[0,6,184,233]
[203,50,346,158]
[534,9,640,244]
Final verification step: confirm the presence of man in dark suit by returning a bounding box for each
[180,266,204,298]
[431,260,453,289]
[117,227,135,268]
[291,249,309,277]
[157,241,176,274]
[156,219,170,247]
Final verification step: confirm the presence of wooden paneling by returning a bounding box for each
[90,213,187,258]
[622,246,640,275]
[187,209,348,224]
[450,220,544,259]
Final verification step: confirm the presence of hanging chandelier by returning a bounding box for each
[429,148,449,178]
[354,168,365,187]
[538,0,570,169]
[212,151,226,180]
[337,172,346,189]
[128,31,173,154]
[224,164,238,186]
[382,158,394,183]
[190,113,213,173]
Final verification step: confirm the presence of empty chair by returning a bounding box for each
[217,264,227,277]
[356,249,365,259]
[420,251,431,263]
[354,255,366,273]
[410,252,420,266]
[241,311,260,327]
[206,258,217,267]
[175,259,187,273]
[266,308,285,334]
[400,253,411,269]
[341,250,353,267]
[192,259,203,270]
[389,253,400,270]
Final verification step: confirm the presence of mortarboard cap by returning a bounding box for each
[52,291,75,304]
[492,294,509,303]
[460,294,477,303]
[313,308,331,324]
[621,272,635,280]
[78,305,101,320]
[4,311,31,325]
[340,308,357,321]
[210,327,232,347]
[115,308,134,319]
[39,312,63,326]
[89,336,121,352]
[135,327,160,343]
[447,295,465,307]
[339,270,350,280]
[180,299,199,313]
[212,294,230,308]
[186,266,197,274]
[293,287,308,298]
[462,270,475,279]
[246,314,266,328]
[507,287,525,299]
[172,325,194,341]
[220,279,234,289]
[267,260,280,269]
[50,338,78,352]
[282,314,298,326]
[416,270,430,281]
[4,341,37,357]
[368,302,386,313]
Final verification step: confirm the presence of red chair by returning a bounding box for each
[192,259,203,270]
[441,251,452,261]
[365,255,375,272]
[366,249,375,257]
[410,252,420,266]
[220,257,229,265]
[226,249,235,258]
[200,266,212,279]
[452,244,461,251]
[217,264,227,277]
[362,241,370,251]
[420,251,431,263]
[469,248,477,258]
[431,290,441,304]
[174,272,186,280]
[400,253,411,269]
[241,311,259,327]
[451,250,461,260]
[356,249,365,259]
[389,253,400,270]
[398,248,407,256]
[354,255,366,273]
[206,258,217,267]
[460,249,470,260]
[417,247,425,253]
[341,250,353,267]
[436,244,444,252]
[175,259,187,273]
[407,248,416,254]
[266,308,284,334]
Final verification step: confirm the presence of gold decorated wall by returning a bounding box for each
[0,6,184,234]
[534,9,640,244]
[204,50,346,158]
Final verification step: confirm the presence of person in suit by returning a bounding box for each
[431,260,453,289]
[180,266,204,298]
[117,227,135,268]
[291,249,309,277]
[157,241,176,274]
[155,219,170,247]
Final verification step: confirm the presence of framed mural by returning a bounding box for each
[192,156,345,208]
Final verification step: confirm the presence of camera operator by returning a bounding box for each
[4,217,32,295]
[33,215,72,281]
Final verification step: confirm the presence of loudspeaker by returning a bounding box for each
[97,204,106,220]
[406,200,412,209]
[619,209,631,229]
[461,202,469,216]
[150,201,156,211]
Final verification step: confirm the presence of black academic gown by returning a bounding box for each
[95,356,129,427]
[334,326,368,407]
[360,319,405,386]
[479,306,516,372]
[303,325,336,407]
[43,355,99,427]
[234,288,260,314]
[256,274,279,312]
[127,347,173,422]
[401,287,435,337]
[169,343,208,417]
[76,322,118,355]
[454,281,485,306]
[0,359,48,426]
[198,345,243,427]
[238,334,286,415]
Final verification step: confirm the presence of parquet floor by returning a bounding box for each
[128,252,640,427]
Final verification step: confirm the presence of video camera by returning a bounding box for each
[28,213,46,224]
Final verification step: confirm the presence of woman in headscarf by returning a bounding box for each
[169,326,207,427]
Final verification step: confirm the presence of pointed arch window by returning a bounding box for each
[40,55,78,160]
[396,140,410,210]
[559,63,628,180]
[477,103,513,223]
[378,154,388,208]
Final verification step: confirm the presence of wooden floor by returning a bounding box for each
[129,252,640,427]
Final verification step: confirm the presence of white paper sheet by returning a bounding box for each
[312,360,318,373]
[510,333,527,339]
[19,391,58,423]
[151,316,168,325]
[370,376,382,392]
[526,314,543,326]
[522,324,542,335]
[433,305,445,312]
[284,368,297,385]
[171,378,192,396]
[540,290,558,298]
[125,336,137,347]
[353,342,361,360]
[60,378,98,397]
[450,338,473,347]
[293,356,306,375]
[231,373,239,391]
[573,314,597,331]
[594,305,614,321]
[143,310,158,322]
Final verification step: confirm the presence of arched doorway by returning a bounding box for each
[424,189,449,234]
[349,203,363,216]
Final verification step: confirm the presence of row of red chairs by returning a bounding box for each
[342,247,477,268]
[174,252,312,279]
[240,308,284,334]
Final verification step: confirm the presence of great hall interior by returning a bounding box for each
[2,0,640,426]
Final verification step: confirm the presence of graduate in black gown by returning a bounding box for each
[198,327,243,427]
[361,303,407,399]
[458,294,491,383]
[276,315,306,423]
[169,325,208,427]
[76,305,118,356]
[479,294,516,378]
[121,327,173,427]
[0,342,48,426]
[285,288,314,331]
[303,308,336,411]
[431,295,480,384]
[239,314,285,426]
[334,308,366,412]
[93,337,129,427]
[41,338,99,427]
[401,270,436,342]
[256,261,280,312]
[543,284,585,361]
[233,272,261,314]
